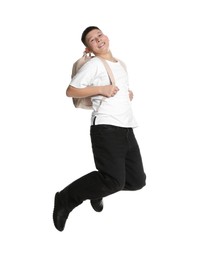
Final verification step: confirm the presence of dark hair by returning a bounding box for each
[81,26,100,46]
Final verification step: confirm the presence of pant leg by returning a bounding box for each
[59,125,128,212]
[123,129,146,190]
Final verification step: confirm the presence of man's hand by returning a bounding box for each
[128,89,134,101]
[100,85,120,98]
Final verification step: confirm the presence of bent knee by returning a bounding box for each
[135,180,146,190]
[126,175,146,191]
[111,178,125,193]
[136,175,146,190]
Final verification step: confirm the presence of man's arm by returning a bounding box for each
[66,85,119,98]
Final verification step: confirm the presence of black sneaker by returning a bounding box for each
[90,198,104,212]
[53,192,69,231]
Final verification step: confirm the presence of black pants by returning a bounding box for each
[60,125,146,212]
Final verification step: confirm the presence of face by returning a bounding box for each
[85,29,109,55]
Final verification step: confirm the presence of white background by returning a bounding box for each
[0,0,208,259]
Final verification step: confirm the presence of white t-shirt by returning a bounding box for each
[70,57,138,128]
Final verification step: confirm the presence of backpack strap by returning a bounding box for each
[117,59,127,72]
[97,57,116,85]
[97,57,127,85]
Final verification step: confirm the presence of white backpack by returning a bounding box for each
[71,52,126,109]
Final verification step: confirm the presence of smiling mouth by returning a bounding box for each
[98,42,105,48]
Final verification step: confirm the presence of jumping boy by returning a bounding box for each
[53,26,146,231]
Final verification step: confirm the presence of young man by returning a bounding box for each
[53,26,146,231]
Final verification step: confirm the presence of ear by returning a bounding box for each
[85,47,91,54]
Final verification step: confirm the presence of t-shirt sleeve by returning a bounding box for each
[69,60,97,89]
